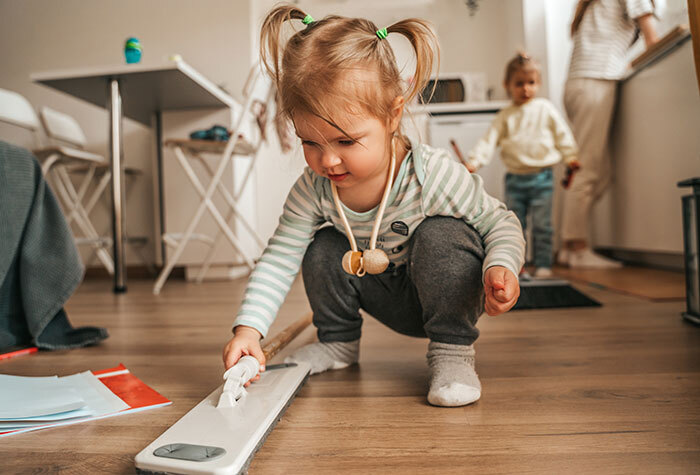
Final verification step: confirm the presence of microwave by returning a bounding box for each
[419,73,488,104]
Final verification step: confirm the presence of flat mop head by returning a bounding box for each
[134,361,310,475]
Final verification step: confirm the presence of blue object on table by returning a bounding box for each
[124,37,142,64]
[189,125,230,141]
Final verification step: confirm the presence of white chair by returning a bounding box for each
[0,88,112,274]
[39,106,121,274]
[153,65,273,294]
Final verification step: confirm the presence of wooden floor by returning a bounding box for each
[1,273,699,474]
[553,266,687,301]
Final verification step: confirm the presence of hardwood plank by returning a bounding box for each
[552,266,686,301]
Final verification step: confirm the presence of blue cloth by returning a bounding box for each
[0,141,108,350]
[505,168,554,269]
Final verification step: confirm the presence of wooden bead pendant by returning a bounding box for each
[342,250,364,276]
[332,135,398,279]
[362,249,389,274]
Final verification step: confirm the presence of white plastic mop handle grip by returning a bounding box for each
[217,355,262,408]
[222,355,261,383]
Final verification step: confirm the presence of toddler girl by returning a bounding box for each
[466,53,579,278]
[223,5,525,407]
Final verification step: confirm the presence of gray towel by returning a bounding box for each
[0,141,108,350]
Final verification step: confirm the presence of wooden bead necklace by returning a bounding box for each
[331,137,397,277]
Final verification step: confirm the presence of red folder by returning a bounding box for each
[92,364,170,410]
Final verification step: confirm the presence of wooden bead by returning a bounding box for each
[362,249,389,274]
[342,251,363,275]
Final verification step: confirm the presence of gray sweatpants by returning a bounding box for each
[301,216,485,346]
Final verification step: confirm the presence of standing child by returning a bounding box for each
[466,53,579,279]
[223,5,525,407]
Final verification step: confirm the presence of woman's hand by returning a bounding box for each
[223,325,266,387]
[483,266,520,315]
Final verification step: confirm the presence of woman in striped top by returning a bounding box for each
[559,0,658,268]
[222,4,525,407]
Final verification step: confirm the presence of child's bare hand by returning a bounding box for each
[223,326,266,387]
[562,160,581,189]
[483,266,520,315]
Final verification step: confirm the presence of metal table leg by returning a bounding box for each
[108,78,127,293]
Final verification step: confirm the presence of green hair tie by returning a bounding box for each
[376,27,388,40]
[302,14,314,25]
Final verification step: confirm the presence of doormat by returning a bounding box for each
[513,279,601,310]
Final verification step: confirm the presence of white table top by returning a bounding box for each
[31,59,238,126]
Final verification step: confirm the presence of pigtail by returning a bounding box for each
[259,4,309,88]
[260,4,310,150]
[385,19,440,104]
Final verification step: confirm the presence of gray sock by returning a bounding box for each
[427,341,481,407]
[284,339,360,375]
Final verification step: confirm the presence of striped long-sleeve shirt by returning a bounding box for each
[234,142,526,337]
[569,0,655,80]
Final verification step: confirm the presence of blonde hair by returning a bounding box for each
[571,0,595,37]
[503,51,540,85]
[260,4,439,144]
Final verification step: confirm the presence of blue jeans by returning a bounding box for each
[505,168,553,269]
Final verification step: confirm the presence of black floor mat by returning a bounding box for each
[512,278,601,310]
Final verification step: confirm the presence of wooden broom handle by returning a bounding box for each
[262,312,313,361]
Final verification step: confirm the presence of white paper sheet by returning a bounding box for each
[0,375,86,419]
[60,372,129,416]
[0,371,130,436]
[0,408,95,429]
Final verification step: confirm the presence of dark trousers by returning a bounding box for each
[301,216,485,346]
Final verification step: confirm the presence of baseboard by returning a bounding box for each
[596,248,685,272]
[84,265,184,280]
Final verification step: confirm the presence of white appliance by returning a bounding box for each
[421,73,489,104]
[425,102,510,202]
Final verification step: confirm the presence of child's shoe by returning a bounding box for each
[284,339,359,375]
[427,341,481,407]
[567,248,623,269]
[534,267,553,278]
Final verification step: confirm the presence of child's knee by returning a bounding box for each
[410,217,485,269]
[302,227,347,272]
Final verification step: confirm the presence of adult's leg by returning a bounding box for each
[561,78,617,244]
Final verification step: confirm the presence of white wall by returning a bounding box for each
[0,0,251,266]
[542,0,578,111]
